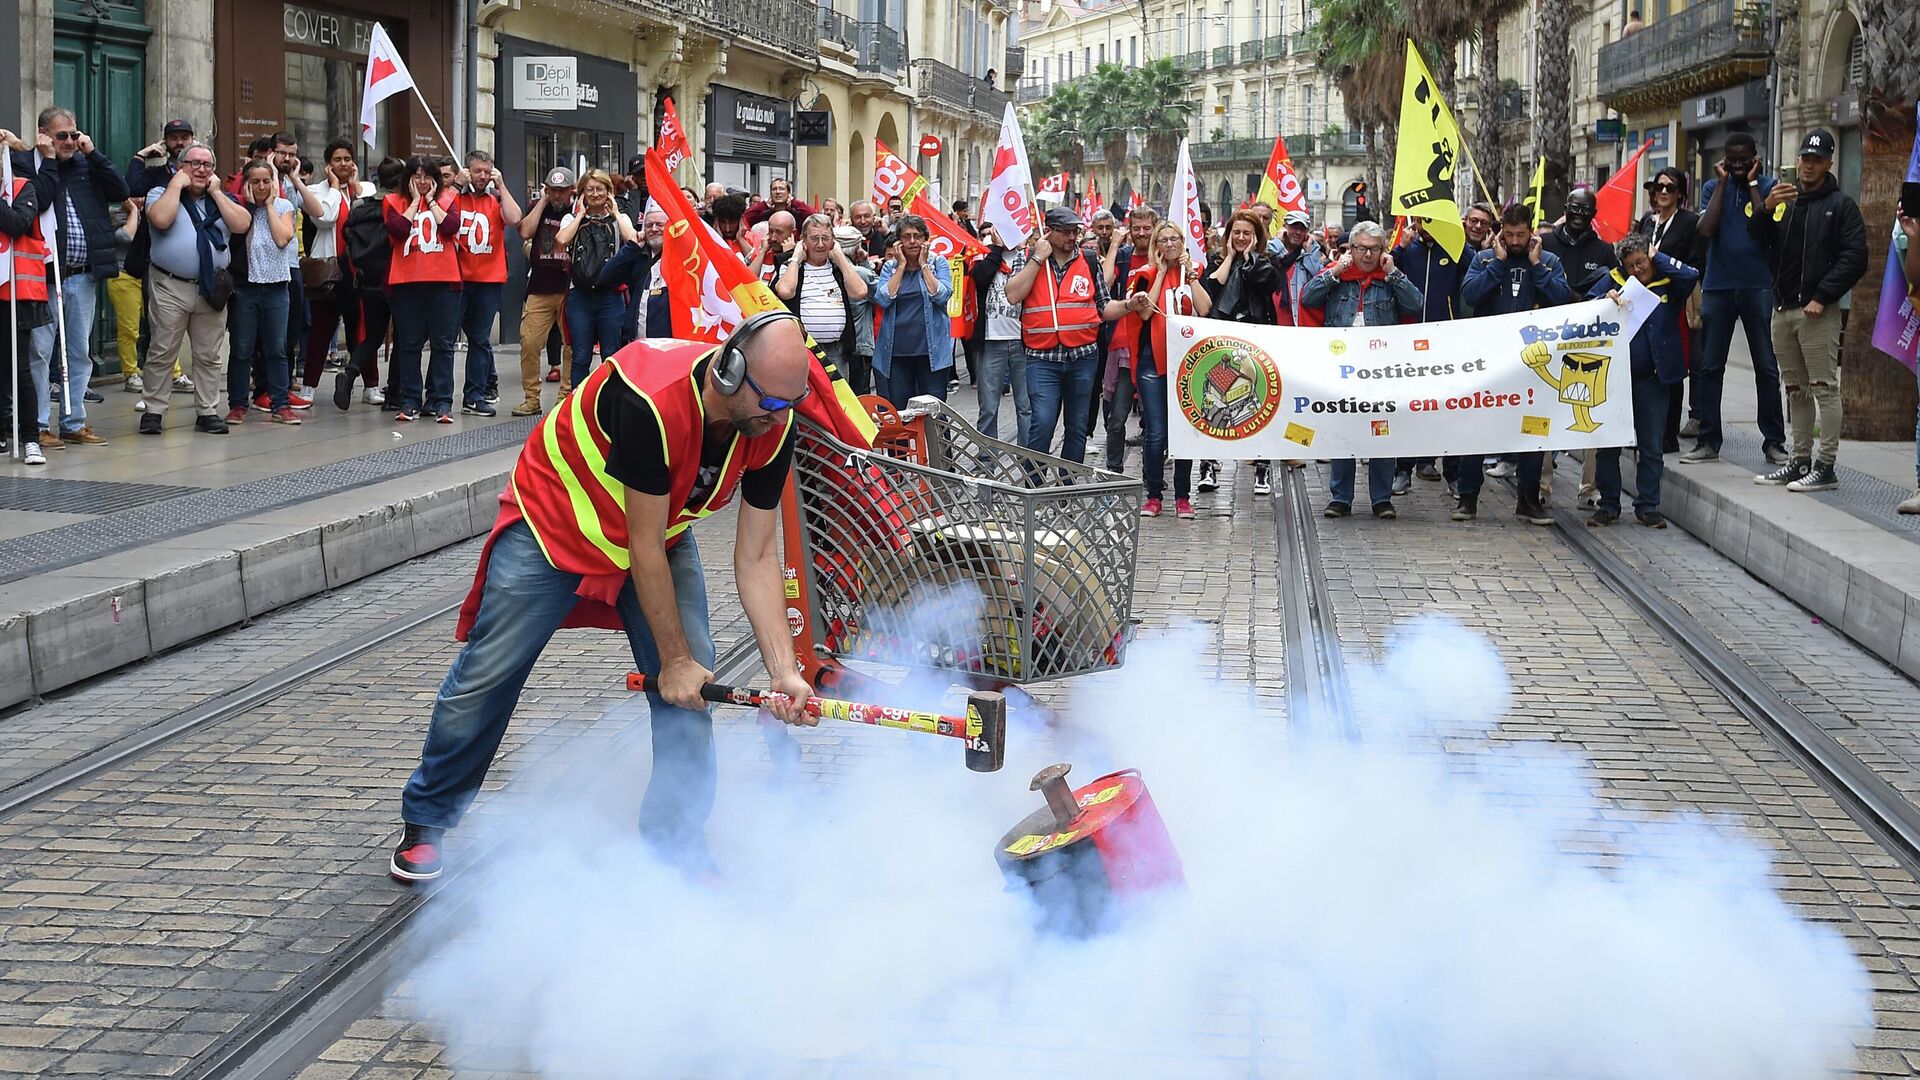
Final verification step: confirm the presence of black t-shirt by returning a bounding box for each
[596,357,795,512]
[527,201,572,295]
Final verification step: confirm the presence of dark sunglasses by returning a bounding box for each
[743,368,810,413]
[1645,182,1680,193]
[51,131,79,141]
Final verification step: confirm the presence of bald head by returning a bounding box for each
[710,316,812,436]
[767,210,796,244]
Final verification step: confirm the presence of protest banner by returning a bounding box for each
[1167,282,1660,460]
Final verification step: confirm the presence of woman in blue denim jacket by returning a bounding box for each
[872,214,954,408]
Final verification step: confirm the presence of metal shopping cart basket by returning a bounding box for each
[777,396,1144,697]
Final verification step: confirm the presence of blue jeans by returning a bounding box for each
[1596,375,1672,515]
[1452,450,1542,498]
[974,338,1030,444]
[1330,457,1396,506]
[878,353,947,409]
[227,282,291,411]
[30,271,98,433]
[401,522,719,864]
[461,282,503,405]
[1024,350,1098,464]
[1137,368,1175,499]
[1697,287,1786,450]
[389,282,461,414]
[566,286,624,385]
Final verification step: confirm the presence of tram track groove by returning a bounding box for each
[1273,465,1359,744]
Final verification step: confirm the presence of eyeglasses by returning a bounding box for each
[183,160,215,170]
[743,369,810,413]
[1351,244,1385,254]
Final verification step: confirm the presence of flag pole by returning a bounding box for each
[46,254,68,431]
[1454,132,1500,209]
[3,151,15,460]
[408,84,459,159]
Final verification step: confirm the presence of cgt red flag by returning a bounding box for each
[1594,138,1655,243]
[643,149,875,447]
[657,97,693,171]
[872,140,987,259]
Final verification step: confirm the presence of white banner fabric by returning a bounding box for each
[1167,282,1661,460]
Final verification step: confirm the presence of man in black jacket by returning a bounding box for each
[126,119,196,199]
[1544,189,1617,297]
[30,106,128,448]
[1747,129,1868,493]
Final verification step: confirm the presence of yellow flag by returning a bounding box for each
[1523,158,1546,231]
[1390,41,1466,260]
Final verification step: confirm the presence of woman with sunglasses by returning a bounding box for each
[1632,166,1707,453]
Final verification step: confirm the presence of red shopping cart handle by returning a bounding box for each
[627,672,1006,773]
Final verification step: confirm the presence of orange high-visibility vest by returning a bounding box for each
[1019,251,1099,350]
[0,179,49,302]
[509,338,793,574]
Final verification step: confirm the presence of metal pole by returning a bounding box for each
[45,250,67,430]
[409,83,460,160]
[1765,0,1781,169]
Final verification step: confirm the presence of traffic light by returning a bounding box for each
[1353,181,1368,208]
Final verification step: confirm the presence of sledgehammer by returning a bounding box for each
[627,673,1007,773]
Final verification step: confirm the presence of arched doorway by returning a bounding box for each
[848,130,866,207]
[1818,11,1863,197]
[1216,179,1233,216]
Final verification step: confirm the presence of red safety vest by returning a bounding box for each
[453,192,508,283]
[1020,252,1100,350]
[0,179,48,303]
[384,191,461,284]
[1110,262,1194,378]
[510,338,793,574]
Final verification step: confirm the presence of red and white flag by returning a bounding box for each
[1168,139,1205,266]
[1036,172,1070,201]
[1086,177,1104,221]
[1127,189,1145,211]
[359,22,416,149]
[981,102,1036,245]
[871,140,987,260]
[657,97,693,171]
[1254,134,1310,215]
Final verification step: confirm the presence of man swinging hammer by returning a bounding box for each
[390,311,819,883]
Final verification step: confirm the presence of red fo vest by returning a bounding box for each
[510,338,794,574]
[1020,252,1100,350]
[453,193,508,283]
[0,179,49,303]
[384,191,461,284]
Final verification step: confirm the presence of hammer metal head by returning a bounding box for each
[964,691,1007,773]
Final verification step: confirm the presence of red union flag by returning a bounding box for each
[981,102,1036,244]
[871,140,987,260]
[359,22,416,149]
[1254,134,1309,214]
[1128,189,1144,211]
[657,97,693,171]
[1037,172,1069,201]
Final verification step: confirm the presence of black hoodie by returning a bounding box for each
[1746,173,1868,309]
[1541,223,1617,297]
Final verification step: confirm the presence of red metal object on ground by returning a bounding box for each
[996,764,1184,936]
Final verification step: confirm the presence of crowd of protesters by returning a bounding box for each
[0,110,1889,532]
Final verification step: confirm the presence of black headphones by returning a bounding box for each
[714,309,802,395]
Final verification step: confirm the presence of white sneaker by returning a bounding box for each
[1899,490,1920,515]
[1486,460,1516,479]
[172,375,195,394]
[135,398,147,412]
[23,442,45,465]
[363,386,386,405]
[124,374,144,394]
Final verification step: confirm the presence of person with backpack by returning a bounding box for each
[337,157,403,410]
[511,167,576,415]
[384,155,462,423]
[555,168,634,388]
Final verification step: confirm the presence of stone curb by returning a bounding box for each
[0,458,512,710]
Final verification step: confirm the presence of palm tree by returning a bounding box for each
[1083,63,1138,194]
[1467,0,1526,207]
[1532,0,1572,221]
[1032,82,1092,179]
[1844,4,1920,437]
[1311,0,1409,205]
[1133,57,1197,185]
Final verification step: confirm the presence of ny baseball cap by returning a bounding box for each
[1283,210,1312,227]
[626,154,647,176]
[1798,129,1836,160]
[162,119,195,137]
[544,166,576,188]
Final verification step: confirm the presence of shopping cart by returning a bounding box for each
[777,396,1144,702]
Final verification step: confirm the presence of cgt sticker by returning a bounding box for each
[1179,336,1282,440]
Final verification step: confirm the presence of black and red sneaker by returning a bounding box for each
[389,823,445,883]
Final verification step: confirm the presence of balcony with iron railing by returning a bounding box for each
[1212,45,1234,68]
[1241,36,1289,63]
[1191,137,1270,164]
[818,6,857,53]
[856,20,902,80]
[1596,0,1768,109]
[644,0,819,59]
[1004,45,1025,78]
[1177,51,1205,72]
[912,57,1009,120]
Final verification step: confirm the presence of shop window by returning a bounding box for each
[285,47,394,162]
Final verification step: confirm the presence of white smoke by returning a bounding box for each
[408,614,1872,1078]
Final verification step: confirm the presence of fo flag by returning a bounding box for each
[982,102,1037,244]
[657,97,693,171]
[1254,134,1309,215]
[1037,172,1069,201]
[359,22,417,149]
[1168,138,1205,266]
[644,148,875,447]
[1870,92,1920,371]
[871,141,987,260]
